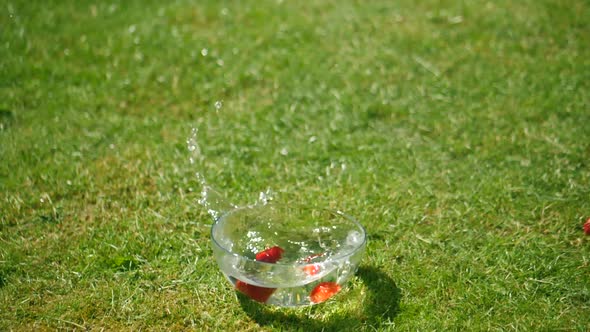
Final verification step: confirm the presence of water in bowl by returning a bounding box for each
[211,205,366,306]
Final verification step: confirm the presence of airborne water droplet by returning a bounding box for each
[186,128,201,164]
[257,188,275,205]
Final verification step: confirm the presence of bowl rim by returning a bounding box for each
[210,203,367,267]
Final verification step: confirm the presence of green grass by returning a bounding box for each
[1,0,589,330]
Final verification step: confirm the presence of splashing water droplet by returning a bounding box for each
[195,172,206,186]
[198,183,237,221]
[257,188,275,206]
[186,128,201,164]
[187,126,236,220]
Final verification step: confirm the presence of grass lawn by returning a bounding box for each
[1,0,590,330]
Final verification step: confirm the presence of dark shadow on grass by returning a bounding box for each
[238,266,401,331]
[0,109,14,132]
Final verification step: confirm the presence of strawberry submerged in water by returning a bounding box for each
[301,252,325,276]
[235,246,285,303]
[235,281,277,303]
[310,282,341,303]
[255,246,284,263]
[303,264,321,276]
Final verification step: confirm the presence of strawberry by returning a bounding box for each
[309,282,341,304]
[235,280,277,303]
[301,252,325,276]
[584,218,590,235]
[255,246,284,263]
[303,264,321,276]
[234,246,285,303]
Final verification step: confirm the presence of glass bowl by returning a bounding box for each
[211,203,366,307]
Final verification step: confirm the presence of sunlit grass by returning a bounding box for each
[1,0,589,330]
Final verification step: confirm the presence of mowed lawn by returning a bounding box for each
[1,0,589,330]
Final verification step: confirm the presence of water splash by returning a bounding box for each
[257,188,275,206]
[186,126,234,220]
[188,99,277,221]
[186,127,201,165]
[198,183,236,221]
[214,100,223,112]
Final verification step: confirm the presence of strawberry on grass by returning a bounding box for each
[584,218,590,235]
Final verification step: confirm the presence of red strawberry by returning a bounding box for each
[234,246,285,303]
[584,218,590,235]
[301,253,325,276]
[235,280,276,303]
[303,264,321,276]
[255,246,284,263]
[310,282,341,303]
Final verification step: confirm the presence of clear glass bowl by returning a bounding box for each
[211,203,366,307]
